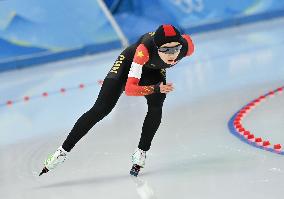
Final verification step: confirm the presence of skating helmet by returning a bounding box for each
[153,24,182,47]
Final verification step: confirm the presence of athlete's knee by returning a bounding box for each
[89,102,115,119]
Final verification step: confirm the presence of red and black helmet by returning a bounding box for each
[153,24,182,47]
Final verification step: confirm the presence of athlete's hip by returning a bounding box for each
[105,44,137,80]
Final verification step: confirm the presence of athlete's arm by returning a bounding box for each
[182,34,194,56]
[125,44,157,96]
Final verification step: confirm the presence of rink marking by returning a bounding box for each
[228,86,284,155]
[0,80,104,108]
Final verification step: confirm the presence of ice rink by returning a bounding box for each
[1,18,284,199]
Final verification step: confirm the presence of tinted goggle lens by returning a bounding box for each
[158,45,182,54]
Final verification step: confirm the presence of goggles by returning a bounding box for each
[158,45,182,54]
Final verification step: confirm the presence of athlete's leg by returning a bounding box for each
[62,78,124,152]
[40,44,138,176]
[62,44,139,152]
[138,93,166,151]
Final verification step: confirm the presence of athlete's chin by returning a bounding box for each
[166,60,177,65]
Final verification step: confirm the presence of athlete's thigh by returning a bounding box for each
[95,78,124,107]
[145,93,166,107]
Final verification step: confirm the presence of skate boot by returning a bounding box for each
[39,146,68,176]
[130,148,146,177]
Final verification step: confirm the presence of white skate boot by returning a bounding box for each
[39,146,68,176]
[130,148,146,177]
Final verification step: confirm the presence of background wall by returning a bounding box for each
[109,0,284,42]
[0,0,122,71]
[1,0,284,71]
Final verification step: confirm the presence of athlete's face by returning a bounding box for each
[158,42,181,65]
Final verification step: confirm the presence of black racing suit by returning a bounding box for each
[62,32,193,152]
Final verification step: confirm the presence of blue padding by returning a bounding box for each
[114,9,284,43]
[0,41,121,73]
[2,7,284,73]
[182,9,284,34]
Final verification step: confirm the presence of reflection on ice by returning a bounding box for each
[132,176,156,199]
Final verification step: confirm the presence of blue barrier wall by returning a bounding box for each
[0,0,122,72]
[1,0,284,72]
[110,0,284,43]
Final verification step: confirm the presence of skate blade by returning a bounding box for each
[130,164,141,177]
[130,170,138,177]
[39,167,49,176]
